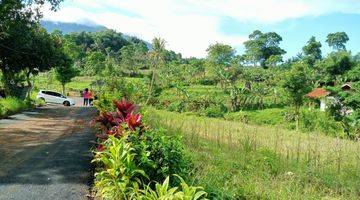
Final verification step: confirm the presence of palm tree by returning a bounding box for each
[146,37,166,104]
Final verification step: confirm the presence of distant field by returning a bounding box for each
[33,75,95,96]
[147,107,360,199]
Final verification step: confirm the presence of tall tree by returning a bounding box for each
[0,24,63,97]
[84,51,106,76]
[265,55,283,67]
[120,43,148,76]
[243,30,264,67]
[206,43,235,87]
[0,0,63,97]
[353,53,360,63]
[317,51,353,85]
[302,36,322,66]
[244,30,286,68]
[283,62,312,131]
[0,0,62,36]
[146,37,166,104]
[206,43,243,111]
[55,53,78,95]
[93,30,130,56]
[207,43,235,67]
[326,32,349,51]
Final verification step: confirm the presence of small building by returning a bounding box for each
[341,83,352,91]
[305,88,331,111]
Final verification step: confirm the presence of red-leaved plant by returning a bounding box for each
[92,98,144,149]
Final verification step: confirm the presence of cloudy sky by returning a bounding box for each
[43,0,360,58]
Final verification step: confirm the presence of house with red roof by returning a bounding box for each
[305,88,332,111]
[305,84,353,112]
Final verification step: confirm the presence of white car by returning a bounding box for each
[36,90,75,106]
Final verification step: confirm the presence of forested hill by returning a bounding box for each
[41,20,106,33]
[41,20,152,49]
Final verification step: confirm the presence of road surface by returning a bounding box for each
[0,102,97,200]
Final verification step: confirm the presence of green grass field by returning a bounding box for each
[146,107,360,199]
[33,74,96,96]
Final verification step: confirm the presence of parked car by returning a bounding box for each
[36,90,75,106]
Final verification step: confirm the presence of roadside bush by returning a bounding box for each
[0,104,6,117]
[35,98,46,107]
[92,98,203,199]
[93,136,147,199]
[129,128,191,186]
[0,97,29,118]
[93,92,119,112]
[139,176,208,200]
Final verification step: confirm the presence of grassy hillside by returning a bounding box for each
[146,107,360,199]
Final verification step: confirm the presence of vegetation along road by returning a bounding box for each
[0,103,97,200]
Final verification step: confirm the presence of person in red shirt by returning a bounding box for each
[83,88,90,106]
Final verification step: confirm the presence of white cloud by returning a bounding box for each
[42,0,360,57]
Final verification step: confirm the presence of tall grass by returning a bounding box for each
[146,107,360,199]
[0,97,30,118]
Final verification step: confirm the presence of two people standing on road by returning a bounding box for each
[83,88,94,106]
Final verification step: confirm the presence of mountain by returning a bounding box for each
[41,20,107,34]
[41,20,152,49]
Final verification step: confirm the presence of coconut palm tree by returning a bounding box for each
[146,37,166,104]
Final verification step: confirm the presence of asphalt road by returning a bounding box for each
[0,101,97,200]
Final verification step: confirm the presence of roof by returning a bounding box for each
[305,88,331,98]
[341,83,352,90]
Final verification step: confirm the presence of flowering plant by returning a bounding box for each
[92,98,144,144]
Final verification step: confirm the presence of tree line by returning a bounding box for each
[1,0,359,137]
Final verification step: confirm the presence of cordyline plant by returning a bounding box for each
[92,98,145,149]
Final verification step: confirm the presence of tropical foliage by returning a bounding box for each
[91,98,207,199]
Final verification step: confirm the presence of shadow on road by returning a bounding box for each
[0,106,97,186]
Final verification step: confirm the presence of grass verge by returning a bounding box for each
[0,97,31,119]
[147,107,360,199]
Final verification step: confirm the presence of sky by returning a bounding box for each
[43,0,360,58]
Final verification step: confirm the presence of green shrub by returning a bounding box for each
[92,98,197,199]
[224,111,249,123]
[93,134,201,199]
[0,97,28,118]
[93,92,118,112]
[225,108,286,125]
[301,109,344,136]
[140,176,208,200]
[197,77,218,85]
[0,104,7,117]
[167,101,185,112]
[224,108,346,137]
[342,110,360,139]
[35,98,46,107]
[158,85,228,114]
[129,128,192,186]
[200,104,227,118]
[92,136,147,200]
